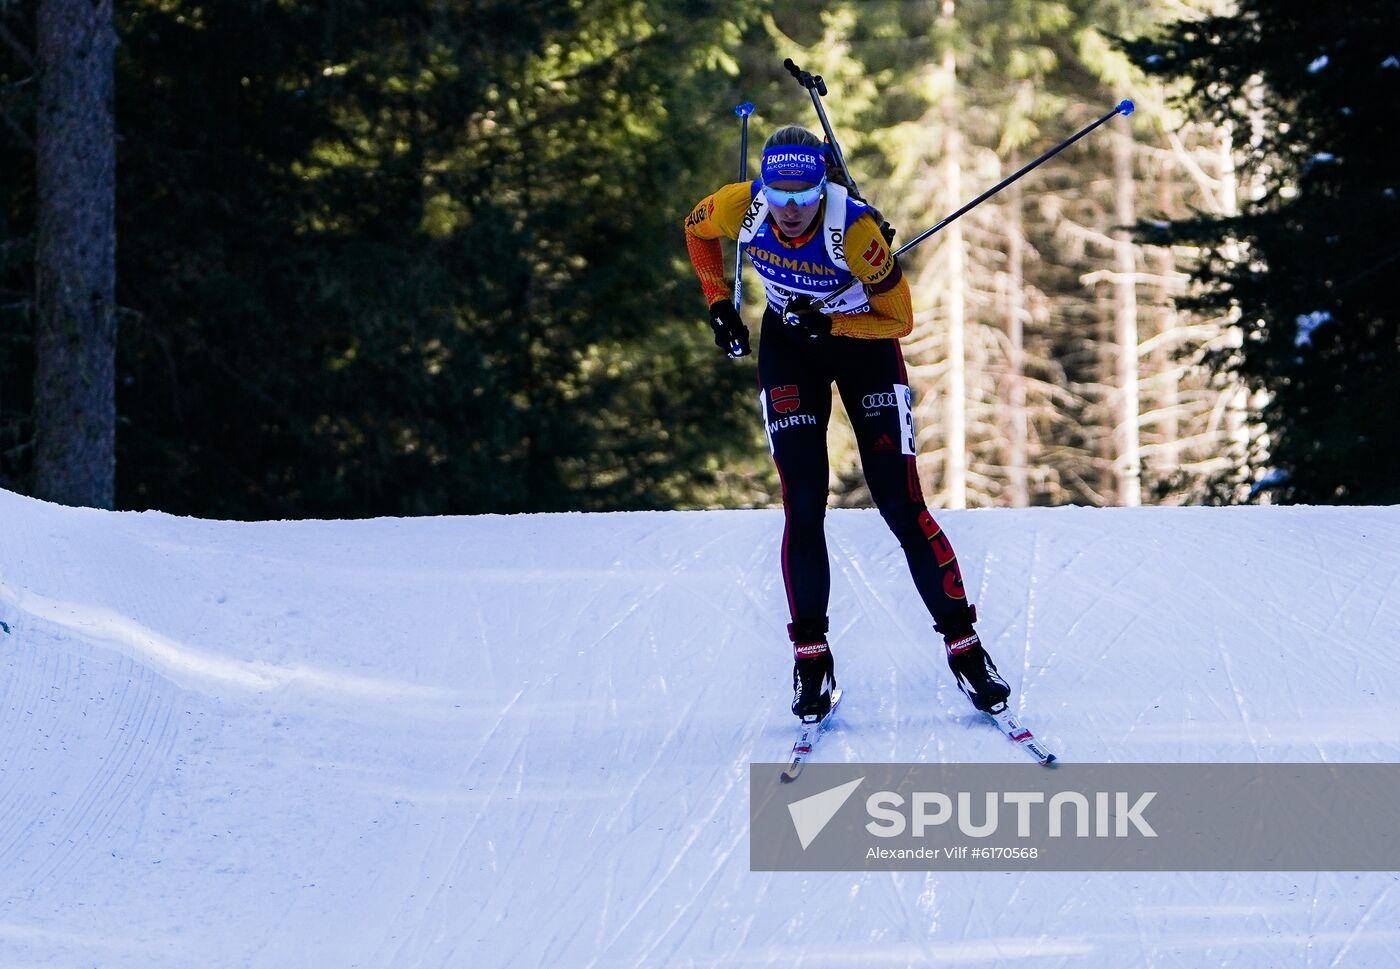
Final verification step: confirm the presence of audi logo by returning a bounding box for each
[862,392,899,409]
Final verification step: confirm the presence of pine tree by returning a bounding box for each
[1126,0,1400,503]
[4,0,770,516]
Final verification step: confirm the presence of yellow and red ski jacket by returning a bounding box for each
[683,180,913,340]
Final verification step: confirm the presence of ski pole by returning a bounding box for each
[783,58,860,197]
[810,99,1135,311]
[784,57,895,243]
[732,101,755,313]
[726,101,755,358]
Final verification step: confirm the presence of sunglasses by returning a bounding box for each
[762,177,826,209]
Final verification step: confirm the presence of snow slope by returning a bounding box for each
[1,487,1398,967]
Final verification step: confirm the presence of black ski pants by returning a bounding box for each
[756,309,975,643]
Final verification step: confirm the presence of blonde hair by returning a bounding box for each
[764,125,821,150]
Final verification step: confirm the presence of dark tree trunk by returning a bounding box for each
[32,0,116,508]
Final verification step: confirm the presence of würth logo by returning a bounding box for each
[770,385,800,415]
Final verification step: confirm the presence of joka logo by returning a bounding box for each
[741,195,764,232]
[828,225,845,262]
[770,385,800,415]
[788,777,864,850]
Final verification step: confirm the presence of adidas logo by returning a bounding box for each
[872,433,896,452]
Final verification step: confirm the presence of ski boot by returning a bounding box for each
[789,616,835,721]
[940,607,1011,713]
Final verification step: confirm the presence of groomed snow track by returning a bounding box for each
[2,489,1398,967]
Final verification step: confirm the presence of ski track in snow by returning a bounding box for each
[1,492,1399,967]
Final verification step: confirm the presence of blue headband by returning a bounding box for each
[761,144,825,185]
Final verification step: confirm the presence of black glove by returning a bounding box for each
[782,294,832,340]
[708,299,750,357]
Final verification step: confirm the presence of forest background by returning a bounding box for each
[2,0,1395,518]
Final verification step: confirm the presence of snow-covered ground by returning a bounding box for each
[1,487,1398,967]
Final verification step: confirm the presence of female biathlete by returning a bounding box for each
[682,124,1011,723]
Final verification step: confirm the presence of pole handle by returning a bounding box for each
[783,58,855,195]
[782,57,827,96]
